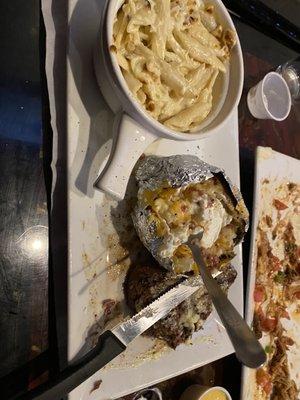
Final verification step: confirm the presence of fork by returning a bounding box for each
[186,232,266,369]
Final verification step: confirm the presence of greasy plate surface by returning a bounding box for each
[67,0,243,398]
[241,147,300,400]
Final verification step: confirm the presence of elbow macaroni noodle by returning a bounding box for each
[112,0,236,132]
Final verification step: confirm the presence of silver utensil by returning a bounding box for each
[187,232,266,369]
[19,273,210,400]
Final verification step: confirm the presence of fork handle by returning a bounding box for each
[189,243,266,369]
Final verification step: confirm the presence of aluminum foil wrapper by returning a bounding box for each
[132,155,249,271]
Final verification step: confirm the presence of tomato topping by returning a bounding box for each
[294,291,300,300]
[254,285,265,303]
[260,316,277,332]
[270,255,281,271]
[264,380,272,395]
[273,199,288,210]
[256,368,272,394]
[256,307,277,332]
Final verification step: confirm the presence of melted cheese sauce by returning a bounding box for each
[143,180,234,272]
[201,389,227,400]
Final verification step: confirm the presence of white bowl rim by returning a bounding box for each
[104,0,244,140]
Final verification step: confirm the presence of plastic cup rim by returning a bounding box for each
[260,71,292,121]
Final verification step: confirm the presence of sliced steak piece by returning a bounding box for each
[124,262,237,348]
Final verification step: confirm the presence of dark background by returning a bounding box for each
[0,0,48,381]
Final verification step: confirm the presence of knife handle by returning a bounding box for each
[16,331,126,400]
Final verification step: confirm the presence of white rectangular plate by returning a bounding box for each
[67,1,243,398]
[241,147,300,400]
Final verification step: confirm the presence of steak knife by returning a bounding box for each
[18,275,206,400]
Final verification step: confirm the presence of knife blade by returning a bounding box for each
[112,274,205,346]
[18,273,215,400]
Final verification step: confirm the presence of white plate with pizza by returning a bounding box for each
[241,147,300,400]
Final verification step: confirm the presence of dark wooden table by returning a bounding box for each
[0,1,299,399]
[0,0,49,389]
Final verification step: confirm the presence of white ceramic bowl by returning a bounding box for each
[94,0,244,199]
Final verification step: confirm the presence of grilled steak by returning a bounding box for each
[124,262,237,348]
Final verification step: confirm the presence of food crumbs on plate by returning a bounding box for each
[82,251,90,269]
[133,339,170,364]
[102,299,117,317]
[89,379,102,394]
[258,147,274,161]
[193,335,216,346]
[103,339,170,371]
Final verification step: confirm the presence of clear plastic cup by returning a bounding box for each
[247,71,291,121]
[277,56,300,101]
